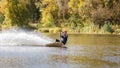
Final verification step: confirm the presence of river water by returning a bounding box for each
[0,33,120,68]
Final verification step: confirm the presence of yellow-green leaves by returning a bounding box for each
[68,0,85,12]
[7,0,29,26]
[41,12,54,27]
[40,0,58,27]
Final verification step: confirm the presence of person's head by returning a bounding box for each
[63,30,67,34]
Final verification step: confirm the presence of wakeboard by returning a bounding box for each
[46,42,67,48]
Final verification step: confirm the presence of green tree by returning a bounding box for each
[7,0,30,26]
[37,0,58,27]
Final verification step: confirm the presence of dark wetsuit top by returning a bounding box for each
[61,34,68,45]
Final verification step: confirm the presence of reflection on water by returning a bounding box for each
[0,34,120,68]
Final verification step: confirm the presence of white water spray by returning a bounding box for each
[0,29,53,46]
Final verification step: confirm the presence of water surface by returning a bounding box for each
[0,34,120,68]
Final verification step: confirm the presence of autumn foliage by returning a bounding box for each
[0,0,120,33]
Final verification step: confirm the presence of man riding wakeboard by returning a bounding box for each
[46,30,68,47]
[56,30,68,45]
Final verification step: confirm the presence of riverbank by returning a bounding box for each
[35,27,120,35]
[42,32,120,36]
[0,26,120,35]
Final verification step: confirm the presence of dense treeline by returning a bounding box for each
[0,0,120,34]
